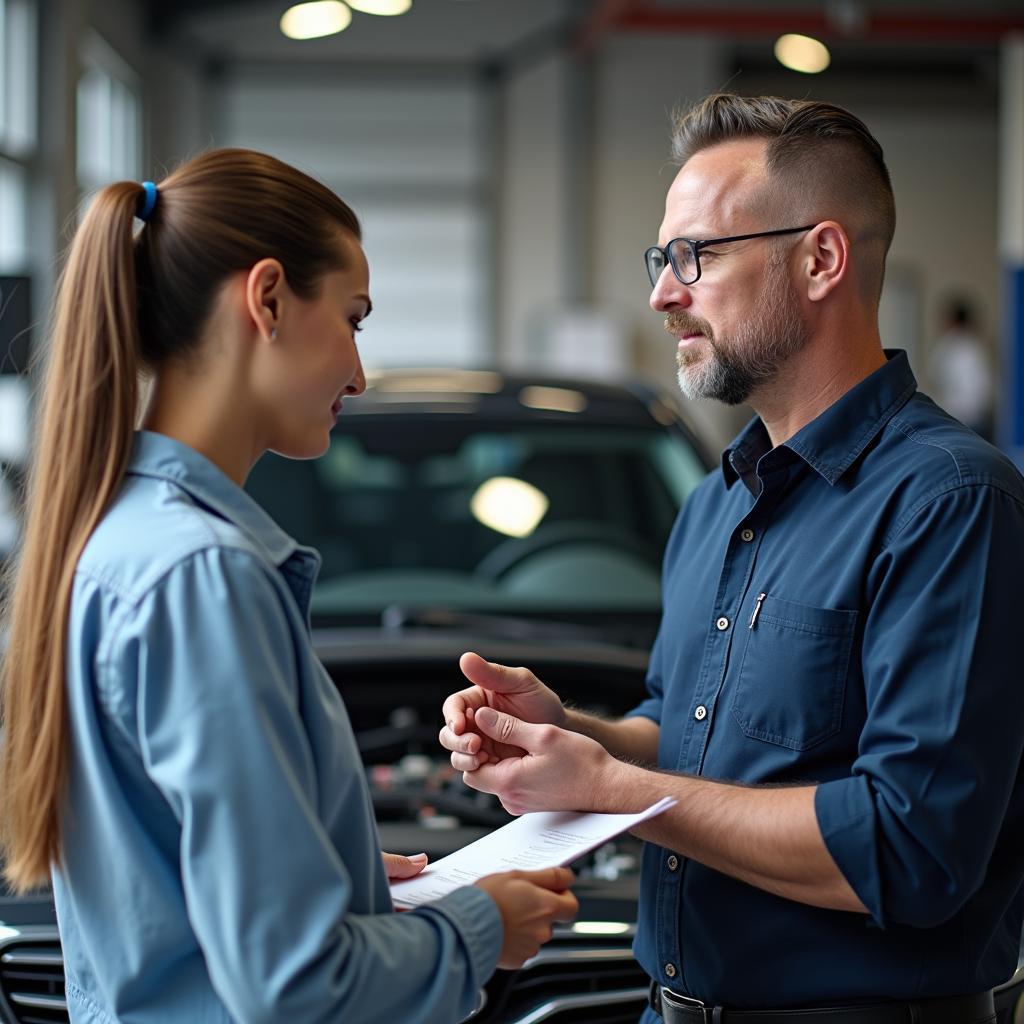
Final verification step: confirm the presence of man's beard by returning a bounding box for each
[667,260,811,406]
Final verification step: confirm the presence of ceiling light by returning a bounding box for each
[346,0,413,14]
[471,477,548,539]
[774,33,831,74]
[280,1,352,40]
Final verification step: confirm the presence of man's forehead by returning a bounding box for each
[660,138,768,239]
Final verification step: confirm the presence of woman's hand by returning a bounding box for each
[475,867,578,968]
[381,851,429,879]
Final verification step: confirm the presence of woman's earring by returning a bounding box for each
[270,327,278,340]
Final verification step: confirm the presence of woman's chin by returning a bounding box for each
[269,433,332,462]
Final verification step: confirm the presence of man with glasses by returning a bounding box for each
[440,94,1024,1023]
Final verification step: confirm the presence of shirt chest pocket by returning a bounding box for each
[730,594,858,751]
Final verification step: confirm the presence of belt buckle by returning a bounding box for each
[661,986,714,1024]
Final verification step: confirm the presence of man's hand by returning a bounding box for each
[475,867,579,969]
[381,851,429,879]
[440,652,567,770]
[459,707,616,815]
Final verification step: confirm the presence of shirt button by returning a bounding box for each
[715,616,730,631]
[740,528,755,542]
[667,855,679,871]
[694,705,707,721]
[665,963,677,979]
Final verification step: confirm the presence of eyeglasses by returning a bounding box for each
[643,225,816,288]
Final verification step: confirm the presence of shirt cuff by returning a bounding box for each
[415,884,504,984]
[814,775,886,927]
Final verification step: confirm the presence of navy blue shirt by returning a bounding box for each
[629,352,1024,1009]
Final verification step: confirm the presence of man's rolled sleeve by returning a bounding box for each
[626,623,666,724]
[815,481,1024,930]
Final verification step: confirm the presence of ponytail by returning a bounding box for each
[0,182,145,891]
[0,149,361,892]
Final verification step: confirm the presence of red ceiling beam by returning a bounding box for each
[575,0,643,54]
[617,6,1024,42]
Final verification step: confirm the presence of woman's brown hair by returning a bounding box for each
[0,148,361,891]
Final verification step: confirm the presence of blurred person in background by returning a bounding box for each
[0,148,576,1024]
[441,94,1024,1024]
[928,296,995,440]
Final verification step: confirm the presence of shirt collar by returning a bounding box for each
[127,431,307,569]
[721,350,918,491]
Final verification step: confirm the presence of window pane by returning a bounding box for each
[0,0,7,146]
[0,157,27,271]
[76,35,141,191]
[5,0,37,153]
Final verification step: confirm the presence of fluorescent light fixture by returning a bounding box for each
[774,33,831,74]
[518,386,588,414]
[347,0,412,13]
[471,477,549,538]
[571,921,633,936]
[280,1,352,40]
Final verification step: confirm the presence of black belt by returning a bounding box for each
[649,980,996,1024]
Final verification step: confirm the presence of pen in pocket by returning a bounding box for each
[748,592,766,629]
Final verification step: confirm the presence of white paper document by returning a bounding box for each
[390,796,676,909]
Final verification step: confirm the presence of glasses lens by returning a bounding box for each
[668,240,698,284]
[644,247,668,287]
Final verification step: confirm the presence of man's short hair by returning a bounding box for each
[671,93,896,302]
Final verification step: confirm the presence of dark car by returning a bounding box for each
[0,369,1020,1024]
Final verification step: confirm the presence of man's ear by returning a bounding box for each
[244,258,286,341]
[803,221,849,303]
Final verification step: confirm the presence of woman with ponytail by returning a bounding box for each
[0,149,576,1023]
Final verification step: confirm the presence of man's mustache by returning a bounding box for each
[664,312,713,339]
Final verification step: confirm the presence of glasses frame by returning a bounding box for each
[644,224,817,288]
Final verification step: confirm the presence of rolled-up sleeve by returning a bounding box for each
[815,482,1024,929]
[114,546,501,1024]
[627,623,666,724]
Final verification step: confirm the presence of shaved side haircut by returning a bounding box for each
[672,93,896,304]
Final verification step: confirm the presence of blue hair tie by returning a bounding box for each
[137,181,158,222]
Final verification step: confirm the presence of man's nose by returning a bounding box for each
[649,266,693,313]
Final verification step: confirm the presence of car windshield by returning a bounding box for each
[245,402,708,625]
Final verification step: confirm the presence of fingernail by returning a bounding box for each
[477,707,497,727]
[409,852,427,861]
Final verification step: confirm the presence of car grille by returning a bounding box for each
[475,925,648,1024]
[0,923,647,1024]
[0,928,66,1024]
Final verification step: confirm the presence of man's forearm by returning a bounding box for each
[563,708,660,763]
[596,760,867,914]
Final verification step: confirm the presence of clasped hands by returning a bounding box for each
[437,651,614,816]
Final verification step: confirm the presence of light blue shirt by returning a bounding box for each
[54,431,502,1024]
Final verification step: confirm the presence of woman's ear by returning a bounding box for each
[245,259,286,341]
[803,221,849,303]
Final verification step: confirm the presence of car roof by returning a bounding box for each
[348,367,709,461]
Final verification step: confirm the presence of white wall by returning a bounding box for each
[497,51,573,370]
[871,109,999,383]
[590,34,739,448]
